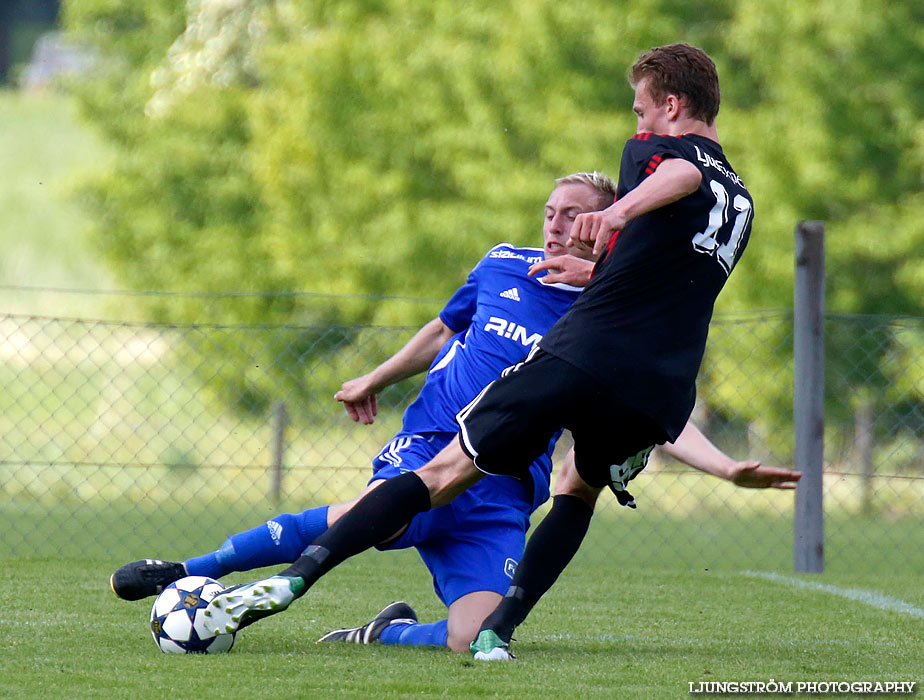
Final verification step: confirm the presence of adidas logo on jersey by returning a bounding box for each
[499,288,521,302]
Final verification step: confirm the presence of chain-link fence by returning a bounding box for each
[2,310,922,574]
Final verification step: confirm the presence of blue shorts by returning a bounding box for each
[370,431,532,607]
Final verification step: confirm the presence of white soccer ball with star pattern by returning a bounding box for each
[150,576,236,654]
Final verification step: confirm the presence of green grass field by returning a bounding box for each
[2,498,922,700]
[1,89,921,699]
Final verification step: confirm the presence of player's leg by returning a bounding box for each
[109,489,375,601]
[358,590,506,652]
[203,353,561,635]
[320,479,528,652]
[183,501,345,579]
[184,433,436,581]
[316,601,423,645]
[445,590,503,652]
[324,590,502,650]
[439,478,531,651]
[473,393,665,659]
[111,433,431,600]
[316,509,451,648]
[202,438,482,634]
[387,481,530,652]
[472,452,600,659]
[185,484,386,577]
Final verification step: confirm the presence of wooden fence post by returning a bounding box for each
[855,399,875,515]
[794,220,825,573]
[271,401,288,503]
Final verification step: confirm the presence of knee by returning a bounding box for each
[446,620,479,653]
[554,480,599,508]
[445,590,501,652]
[554,450,601,509]
[417,439,480,507]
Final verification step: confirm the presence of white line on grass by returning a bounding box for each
[532,632,908,650]
[742,570,924,619]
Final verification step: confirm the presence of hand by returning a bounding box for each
[727,461,802,490]
[528,255,595,286]
[335,375,379,425]
[568,204,627,256]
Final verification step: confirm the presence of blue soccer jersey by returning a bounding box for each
[399,243,581,510]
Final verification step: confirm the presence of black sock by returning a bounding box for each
[278,471,431,594]
[479,494,594,641]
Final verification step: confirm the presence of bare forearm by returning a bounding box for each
[658,422,734,480]
[613,158,702,223]
[570,158,702,255]
[364,318,455,391]
[659,422,801,490]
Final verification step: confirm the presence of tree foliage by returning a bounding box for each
[64,0,924,429]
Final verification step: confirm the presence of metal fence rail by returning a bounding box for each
[1,311,922,574]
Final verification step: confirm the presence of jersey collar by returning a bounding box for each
[538,278,583,293]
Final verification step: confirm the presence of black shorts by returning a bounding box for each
[456,349,668,489]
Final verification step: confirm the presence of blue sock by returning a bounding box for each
[185,506,330,579]
[378,619,449,648]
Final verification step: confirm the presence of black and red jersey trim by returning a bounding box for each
[644,153,663,175]
[633,132,684,140]
[590,193,623,279]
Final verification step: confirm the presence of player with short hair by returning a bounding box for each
[471,42,768,658]
[113,166,795,653]
[112,172,604,652]
[198,45,796,658]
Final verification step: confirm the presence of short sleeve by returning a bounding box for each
[617,134,688,197]
[439,269,479,333]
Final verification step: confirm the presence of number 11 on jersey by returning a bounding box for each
[691,179,752,275]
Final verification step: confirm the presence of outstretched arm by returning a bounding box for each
[660,422,802,489]
[335,317,456,424]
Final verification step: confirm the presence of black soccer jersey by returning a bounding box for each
[539,133,753,440]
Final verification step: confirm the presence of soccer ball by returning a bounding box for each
[150,576,236,654]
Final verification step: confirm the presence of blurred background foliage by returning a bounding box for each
[9,0,922,435]
[60,0,924,318]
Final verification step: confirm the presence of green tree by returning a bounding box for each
[65,0,924,434]
[703,0,924,465]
